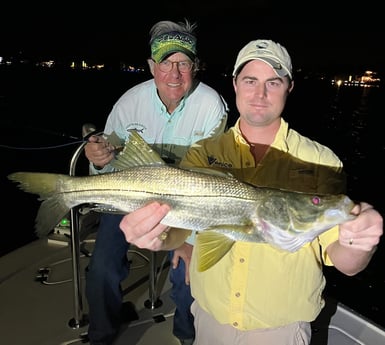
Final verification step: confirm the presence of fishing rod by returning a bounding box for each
[0,123,99,150]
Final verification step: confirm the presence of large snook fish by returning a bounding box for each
[8,131,356,271]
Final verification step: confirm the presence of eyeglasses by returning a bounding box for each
[156,60,194,73]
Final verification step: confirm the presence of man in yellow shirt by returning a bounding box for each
[119,39,383,344]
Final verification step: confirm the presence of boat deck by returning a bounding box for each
[1,232,384,345]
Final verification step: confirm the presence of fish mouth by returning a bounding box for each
[324,208,355,221]
[326,200,354,218]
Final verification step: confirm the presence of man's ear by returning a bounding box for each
[147,59,155,76]
[288,80,294,93]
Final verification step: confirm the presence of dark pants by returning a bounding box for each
[85,213,195,344]
[168,251,195,341]
[85,214,128,344]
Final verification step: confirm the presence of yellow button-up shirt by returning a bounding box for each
[180,118,346,330]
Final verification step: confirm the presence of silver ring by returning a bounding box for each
[349,238,353,245]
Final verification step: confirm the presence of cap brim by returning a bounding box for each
[153,45,196,63]
[233,56,292,79]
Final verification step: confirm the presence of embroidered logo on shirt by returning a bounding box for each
[207,155,233,168]
[126,124,146,134]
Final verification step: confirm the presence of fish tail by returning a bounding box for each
[7,172,65,199]
[8,172,71,237]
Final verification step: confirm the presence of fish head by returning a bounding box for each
[255,190,357,252]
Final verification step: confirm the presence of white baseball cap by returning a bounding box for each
[232,39,292,79]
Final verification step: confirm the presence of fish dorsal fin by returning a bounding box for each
[111,130,165,170]
[195,231,235,272]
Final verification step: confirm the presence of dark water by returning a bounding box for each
[1,66,384,328]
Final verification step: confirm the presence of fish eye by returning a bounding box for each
[312,196,321,205]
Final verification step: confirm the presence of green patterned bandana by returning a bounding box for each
[151,31,197,63]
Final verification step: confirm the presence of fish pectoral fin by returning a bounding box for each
[196,231,235,272]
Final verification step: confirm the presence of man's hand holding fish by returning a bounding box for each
[119,202,186,251]
[327,202,383,276]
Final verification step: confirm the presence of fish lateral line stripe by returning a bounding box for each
[60,189,257,200]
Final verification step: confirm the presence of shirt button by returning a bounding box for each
[235,292,240,298]
[233,322,238,327]
[239,258,245,263]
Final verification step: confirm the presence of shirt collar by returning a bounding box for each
[233,117,290,152]
[154,85,186,115]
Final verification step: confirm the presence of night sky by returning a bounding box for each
[1,1,383,73]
